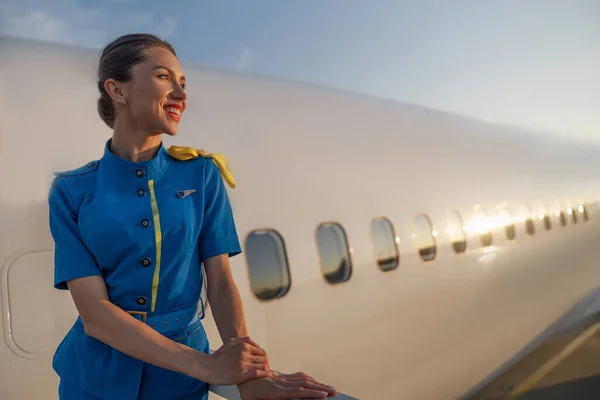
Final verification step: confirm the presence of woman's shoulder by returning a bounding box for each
[53,160,100,179]
[49,160,100,209]
[167,146,236,189]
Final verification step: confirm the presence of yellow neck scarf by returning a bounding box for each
[167,146,236,189]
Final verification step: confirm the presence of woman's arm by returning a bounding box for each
[204,255,338,399]
[68,274,269,385]
[204,254,251,342]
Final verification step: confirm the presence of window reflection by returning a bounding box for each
[570,207,578,224]
[526,218,535,235]
[316,223,352,284]
[498,203,516,241]
[557,210,567,227]
[370,217,399,271]
[245,230,291,301]
[579,205,589,222]
[543,214,552,230]
[518,204,535,235]
[446,210,466,254]
[413,214,436,262]
[474,206,493,247]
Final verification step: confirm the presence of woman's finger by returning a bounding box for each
[240,369,271,382]
[243,362,267,372]
[281,375,318,383]
[278,379,333,392]
[277,373,337,394]
[282,372,317,380]
[279,386,329,399]
[246,344,267,357]
[285,379,336,394]
[246,355,267,365]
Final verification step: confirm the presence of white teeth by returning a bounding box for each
[165,106,181,116]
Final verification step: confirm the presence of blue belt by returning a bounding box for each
[127,301,203,335]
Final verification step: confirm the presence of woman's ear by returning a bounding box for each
[104,78,126,105]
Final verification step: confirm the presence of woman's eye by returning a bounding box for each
[157,73,185,89]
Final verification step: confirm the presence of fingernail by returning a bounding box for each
[328,386,336,392]
[319,392,328,397]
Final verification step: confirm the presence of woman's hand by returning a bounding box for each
[238,372,337,399]
[201,336,272,385]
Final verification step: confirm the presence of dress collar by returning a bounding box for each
[100,138,170,181]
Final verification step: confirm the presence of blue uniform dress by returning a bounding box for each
[48,138,242,400]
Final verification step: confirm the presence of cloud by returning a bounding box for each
[0,1,178,48]
[2,9,72,44]
[237,47,253,69]
[109,13,178,44]
[126,12,177,39]
[0,0,107,47]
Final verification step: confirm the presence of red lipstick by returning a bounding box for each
[164,104,183,122]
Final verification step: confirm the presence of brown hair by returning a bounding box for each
[97,33,176,128]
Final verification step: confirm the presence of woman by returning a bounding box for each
[48,33,336,400]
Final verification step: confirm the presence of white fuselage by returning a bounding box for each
[1,37,600,400]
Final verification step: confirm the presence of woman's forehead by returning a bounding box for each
[137,47,184,77]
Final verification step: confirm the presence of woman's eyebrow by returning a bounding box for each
[152,65,186,82]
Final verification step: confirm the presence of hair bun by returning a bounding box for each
[97,89,115,129]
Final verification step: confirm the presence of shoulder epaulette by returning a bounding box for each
[167,146,236,189]
[54,160,99,178]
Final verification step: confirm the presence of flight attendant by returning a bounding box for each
[48,33,336,400]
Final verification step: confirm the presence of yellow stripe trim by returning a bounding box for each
[148,180,162,312]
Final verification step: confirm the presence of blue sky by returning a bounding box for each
[1,0,598,142]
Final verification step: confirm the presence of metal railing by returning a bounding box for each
[210,379,357,399]
[210,385,357,399]
[204,346,357,399]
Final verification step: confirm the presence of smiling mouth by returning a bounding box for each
[164,106,182,122]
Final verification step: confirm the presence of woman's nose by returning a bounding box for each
[172,84,187,101]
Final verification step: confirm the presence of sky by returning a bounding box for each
[1,0,598,143]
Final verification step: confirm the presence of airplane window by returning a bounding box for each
[370,217,399,271]
[412,213,436,262]
[506,224,516,240]
[543,214,552,231]
[474,206,493,247]
[579,205,589,222]
[557,211,567,227]
[569,207,578,224]
[445,210,466,254]
[245,230,291,301]
[518,204,535,235]
[498,203,516,241]
[316,222,352,284]
[526,218,535,235]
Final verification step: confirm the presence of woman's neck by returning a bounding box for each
[110,121,163,163]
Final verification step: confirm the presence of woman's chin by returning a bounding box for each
[160,124,180,136]
[158,116,181,136]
